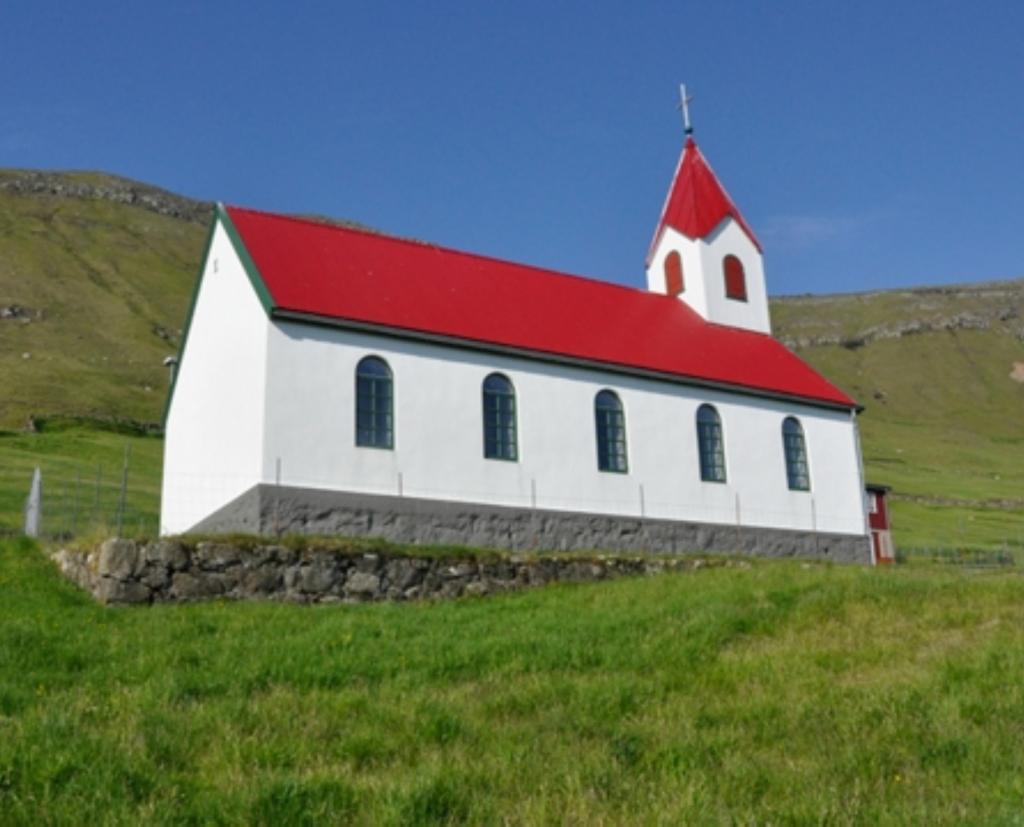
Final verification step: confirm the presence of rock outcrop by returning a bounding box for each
[774,279,1024,349]
[0,170,212,224]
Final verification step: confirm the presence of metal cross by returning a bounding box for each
[678,83,694,135]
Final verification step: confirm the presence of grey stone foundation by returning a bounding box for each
[52,538,725,606]
[191,484,872,564]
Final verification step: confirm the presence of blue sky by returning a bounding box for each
[3,1,1022,295]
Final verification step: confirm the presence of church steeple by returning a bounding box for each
[647,137,761,265]
[645,116,771,335]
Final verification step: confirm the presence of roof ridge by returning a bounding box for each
[225,204,653,299]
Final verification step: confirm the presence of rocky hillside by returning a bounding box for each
[0,170,212,224]
[774,281,1024,351]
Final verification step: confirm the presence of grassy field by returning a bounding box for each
[3,539,1024,823]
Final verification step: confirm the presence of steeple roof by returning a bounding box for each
[648,137,761,262]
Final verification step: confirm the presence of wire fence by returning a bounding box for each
[896,546,1020,568]
[7,448,160,542]
[8,451,1023,567]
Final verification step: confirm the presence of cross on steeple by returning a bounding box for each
[678,83,694,135]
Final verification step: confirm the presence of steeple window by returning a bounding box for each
[723,255,747,301]
[664,251,684,296]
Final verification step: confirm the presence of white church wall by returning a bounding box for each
[647,220,771,334]
[261,321,866,536]
[161,223,270,534]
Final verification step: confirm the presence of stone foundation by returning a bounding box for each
[52,539,725,606]
[191,484,872,564]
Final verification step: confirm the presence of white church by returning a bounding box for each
[161,121,873,562]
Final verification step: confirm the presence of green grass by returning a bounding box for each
[3,539,1024,823]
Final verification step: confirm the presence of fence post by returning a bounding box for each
[273,457,282,537]
[71,470,81,538]
[735,492,742,551]
[116,444,131,538]
[639,484,646,519]
[93,463,102,532]
[811,496,819,556]
[24,467,42,538]
[61,481,70,540]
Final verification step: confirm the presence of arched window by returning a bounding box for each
[723,255,747,301]
[355,356,393,448]
[696,404,726,482]
[782,417,810,491]
[595,390,628,473]
[664,251,684,296]
[482,373,517,461]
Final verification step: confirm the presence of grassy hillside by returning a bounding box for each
[0,169,1022,548]
[0,170,209,428]
[3,539,1024,823]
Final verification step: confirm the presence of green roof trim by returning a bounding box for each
[160,204,276,427]
[219,204,275,314]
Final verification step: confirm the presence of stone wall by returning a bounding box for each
[52,539,724,606]
[191,484,872,564]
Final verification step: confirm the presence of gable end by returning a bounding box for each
[161,204,275,427]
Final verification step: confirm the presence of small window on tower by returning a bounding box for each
[723,255,747,301]
[664,251,684,296]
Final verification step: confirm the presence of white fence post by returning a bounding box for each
[24,467,41,538]
[735,492,742,550]
[811,496,819,556]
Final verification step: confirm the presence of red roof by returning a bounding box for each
[224,205,855,409]
[648,137,762,262]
